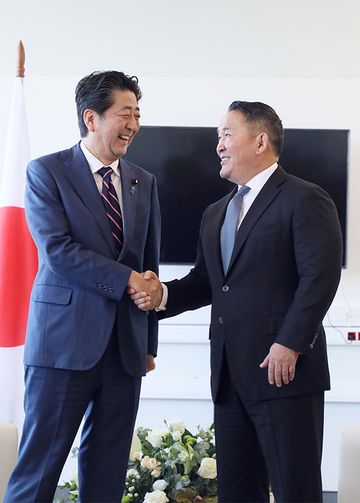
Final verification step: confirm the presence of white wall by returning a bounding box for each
[1,0,360,492]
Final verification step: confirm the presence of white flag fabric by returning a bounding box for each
[0,77,38,430]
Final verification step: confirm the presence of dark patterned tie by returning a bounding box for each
[221,185,250,273]
[97,167,124,255]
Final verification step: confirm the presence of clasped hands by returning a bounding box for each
[127,270,162,374]
[127,270,162,311]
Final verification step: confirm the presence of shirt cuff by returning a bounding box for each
[156,283,168,311]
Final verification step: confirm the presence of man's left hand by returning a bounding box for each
[146,354,156,373]
[259,342,300,387]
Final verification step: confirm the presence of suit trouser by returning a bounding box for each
[214,355,324,503]
[4,331,141,503]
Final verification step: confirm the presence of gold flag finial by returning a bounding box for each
[16,40,25,78]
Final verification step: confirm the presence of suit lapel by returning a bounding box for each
[67,143,116,253]
[118,158,137,259]
[225,167,286,276]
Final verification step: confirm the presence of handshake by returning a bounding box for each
[127,270,163,311]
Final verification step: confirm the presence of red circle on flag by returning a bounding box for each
[0,206,38,347]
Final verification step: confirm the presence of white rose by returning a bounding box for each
[172,431,182,441]
[197,457,217,479]
[153,479,168,491]
[167,419,186,434]
[127,468,139,478]
[143,489,169,503]
[151,467,161,478]
[141,456,161,472]
[146,429,165,448]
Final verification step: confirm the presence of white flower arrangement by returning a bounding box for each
[57,420,217,503]
[123,419,217,503]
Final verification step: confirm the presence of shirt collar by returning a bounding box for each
[80,140,120,176]
[239,162,278,193]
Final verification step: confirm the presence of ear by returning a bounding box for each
[255,132,269,155]
[83,109,97,133]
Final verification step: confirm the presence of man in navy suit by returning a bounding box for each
[5,71,162,503]
[131,102,343,502]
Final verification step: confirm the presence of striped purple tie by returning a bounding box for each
[97,167,123,255]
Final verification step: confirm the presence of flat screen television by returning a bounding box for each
[126,126,348,266]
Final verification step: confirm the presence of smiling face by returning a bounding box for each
[217,110,270,185]
[83,89,140,165]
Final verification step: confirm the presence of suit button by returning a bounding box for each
[218,317,223,324]
[222,285,229,292]
[109,287,114,293]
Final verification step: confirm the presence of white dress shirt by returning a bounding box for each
[80,141,124,218]
[236,162,278,227]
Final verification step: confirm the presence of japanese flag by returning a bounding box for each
[0,77,38,430]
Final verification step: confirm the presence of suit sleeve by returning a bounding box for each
[25,159,132,301]
[160,212,212,319]
[275,185,343,353]
[143,176,161,355]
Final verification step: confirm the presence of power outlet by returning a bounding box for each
[347,331,357,341]
[346,330,360,342]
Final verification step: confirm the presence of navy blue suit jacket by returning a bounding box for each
[162,167,343,401]
[24,142,160,376]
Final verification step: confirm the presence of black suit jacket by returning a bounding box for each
[162,167,343,401]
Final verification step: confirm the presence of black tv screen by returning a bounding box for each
[126,126,348,265]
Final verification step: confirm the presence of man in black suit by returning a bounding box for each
[131,101,343,502]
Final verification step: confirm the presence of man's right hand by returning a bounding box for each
[127,270,162,310]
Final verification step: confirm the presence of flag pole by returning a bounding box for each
[17,41,25,78]
[0,40,37,431]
